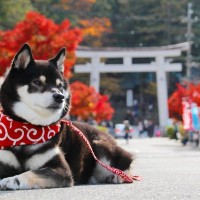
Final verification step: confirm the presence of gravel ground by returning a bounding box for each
[0,137,200,200]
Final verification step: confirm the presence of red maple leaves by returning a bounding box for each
[168,82,200,119]
[0,11,82,78]
[70,81,114,122]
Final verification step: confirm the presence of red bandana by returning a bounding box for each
[0,111,61,149]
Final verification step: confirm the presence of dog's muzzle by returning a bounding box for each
[53,93,64,103]
[47,92,65,110]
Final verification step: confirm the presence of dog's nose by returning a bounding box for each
[53,93,64,103]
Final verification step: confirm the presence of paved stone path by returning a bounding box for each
[120,137,200,200]
[0,138,200,200]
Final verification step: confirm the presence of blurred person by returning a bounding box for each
[124,110,134,125]
[124,120,130,144]
[138,121,144,137]
[87,117,97,126]
[147,120,155,138]
[77,116,84,122]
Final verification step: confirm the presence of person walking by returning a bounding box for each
[138,121,144,137]
[124,120,130,144]
[147,120,155,138]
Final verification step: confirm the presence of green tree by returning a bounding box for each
[0,0,32,30]
[97,0,189,47]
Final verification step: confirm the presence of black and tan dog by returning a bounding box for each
[0,44,133,190]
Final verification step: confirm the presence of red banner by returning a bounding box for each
[182,98,192,130]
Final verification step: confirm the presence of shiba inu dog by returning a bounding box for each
[0,44,134,190]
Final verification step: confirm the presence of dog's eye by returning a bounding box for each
[57,83,65,92]
[58,82,64,88]
[32,79,42,86]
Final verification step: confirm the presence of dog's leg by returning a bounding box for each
[0,150,74,190]
[0,166,73,190]
[88,157,132,184]
[0,150,21,179]
[89,141,134,184]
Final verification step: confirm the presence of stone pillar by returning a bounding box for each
[156,56,169,127]
[90,57,100,92]
[124,57,133,107]
[124,56,132,66]
[126,89,133,107]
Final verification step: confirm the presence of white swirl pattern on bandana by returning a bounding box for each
[0,111,60,149]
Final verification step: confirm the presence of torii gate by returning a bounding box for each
[74,42,189,127]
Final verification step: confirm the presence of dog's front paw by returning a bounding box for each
[106,174,124,184]
[106,169,132,184]
[0,177,20,190]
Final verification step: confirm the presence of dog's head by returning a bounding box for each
[1,44,70,126]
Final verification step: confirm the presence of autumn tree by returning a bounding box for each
[0,0,32,30]
[168,82,200,119]
[70,81,114,122]
[31,0,112,47]
[0,11,82,77]
[94,94,115,123]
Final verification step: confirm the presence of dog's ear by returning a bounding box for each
[49,48,66,73]
[12,44,34,69]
